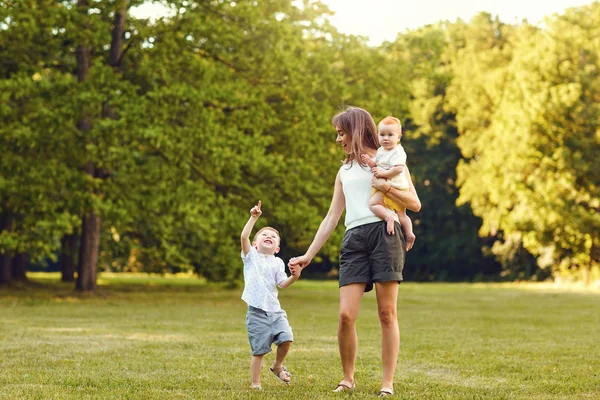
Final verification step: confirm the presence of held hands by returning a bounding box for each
[288,255,311,275]
[290,264,302,278]
[250,200,262,218]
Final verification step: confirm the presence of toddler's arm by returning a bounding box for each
[372,166,421,212]
[373,164,404,179]
[241,201,262,256]
[360,154,377,169]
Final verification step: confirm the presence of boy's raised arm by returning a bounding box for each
[241,201,262,256]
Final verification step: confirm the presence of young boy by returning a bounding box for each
[361,116,416,250]
[240,200,301,390]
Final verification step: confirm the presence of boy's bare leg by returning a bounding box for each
[396,208,415,250]
[370,191,396,235]
[250,354,264,388]
[271,341,292,382]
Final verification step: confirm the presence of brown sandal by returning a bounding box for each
[333,380,356,392]
[270,366,291,383]
[378,388,394,397]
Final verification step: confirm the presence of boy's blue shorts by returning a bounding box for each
[246,306,294,356]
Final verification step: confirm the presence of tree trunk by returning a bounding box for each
[75,0,91,85]
[0,214,14,285]
[60,233,77,282]
[74,1,127,292]
[77,203,100,291]
[109,1,128,69]
[76,162,100,292]
[12,253,27,281]
[74,0,98,292]
[103,0,127,120]
[0,253,11,285]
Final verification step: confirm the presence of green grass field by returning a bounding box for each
[1,274,599,399]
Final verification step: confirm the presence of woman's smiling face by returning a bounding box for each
[335,125,351,154]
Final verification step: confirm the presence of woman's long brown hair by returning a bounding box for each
[332,106,379,166]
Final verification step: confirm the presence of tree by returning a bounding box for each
[448,8,600,280]
[380,24,501,280]
[0,1,80,285]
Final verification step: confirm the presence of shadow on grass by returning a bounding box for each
[0,272,240,300]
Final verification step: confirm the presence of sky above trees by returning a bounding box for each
[132,0,597,45]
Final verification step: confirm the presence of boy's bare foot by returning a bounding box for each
[250,384,262,390]
[406,232,416,251]
[385,216,395,235]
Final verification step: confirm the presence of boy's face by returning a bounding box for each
[378,125,401,151]
[253,229,280,255]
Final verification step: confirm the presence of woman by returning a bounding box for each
[288,107,421,397]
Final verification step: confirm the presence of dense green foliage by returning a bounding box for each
[1,1,598,286]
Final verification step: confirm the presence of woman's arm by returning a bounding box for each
[288,172,345,270]
[372,166,421,212]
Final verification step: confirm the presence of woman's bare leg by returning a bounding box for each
[375,281,400,392]
[337,283,367,387]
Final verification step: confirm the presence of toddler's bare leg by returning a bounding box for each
[396,208,416,250]
[370,191,396,235]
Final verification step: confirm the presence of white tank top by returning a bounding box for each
[339,160,399,230]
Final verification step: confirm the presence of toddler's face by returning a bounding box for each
[378,126,401,150]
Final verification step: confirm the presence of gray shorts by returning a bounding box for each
[246,306,294,356]
[339,220,405,292]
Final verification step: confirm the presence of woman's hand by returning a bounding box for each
[371,177,390,192]
[372,176,422,212]
[288,255,312,275]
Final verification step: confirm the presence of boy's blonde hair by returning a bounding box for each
[378,116,402,136]
[253,227,280,245]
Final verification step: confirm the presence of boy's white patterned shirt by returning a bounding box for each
[241,247,288,312]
